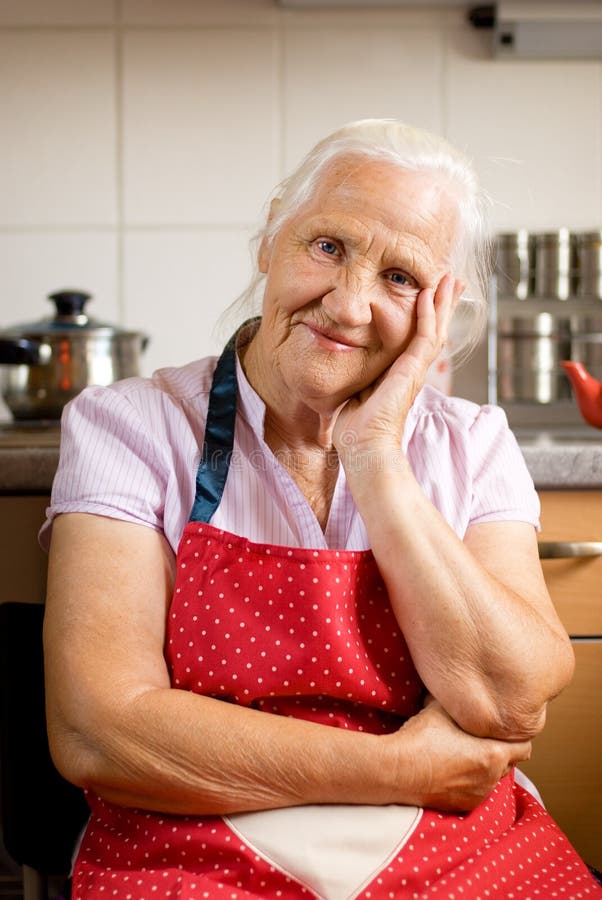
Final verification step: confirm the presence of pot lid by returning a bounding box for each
[1,290,143,337]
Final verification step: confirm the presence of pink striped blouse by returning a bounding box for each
[39,354,540,553]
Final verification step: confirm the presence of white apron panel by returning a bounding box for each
[224,803,422,900]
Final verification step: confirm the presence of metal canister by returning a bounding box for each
[573,231,602,300]
[495,230,534,299]
[533,229,577,301]
[570,316,602,379]
[497,313,572,403]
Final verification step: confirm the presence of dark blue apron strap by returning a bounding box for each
[189,320,256,523]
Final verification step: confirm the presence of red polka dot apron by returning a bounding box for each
[72,332,602,899]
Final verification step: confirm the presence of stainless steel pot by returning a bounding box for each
[0,290,149,420]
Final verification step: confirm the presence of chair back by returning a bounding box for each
[0,601,89,875]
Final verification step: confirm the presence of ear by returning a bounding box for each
[258,198,281,274]
[257,235,271,274]
[452,277,466,313]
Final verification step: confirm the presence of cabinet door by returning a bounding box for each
[539,491,602,635]
[520,641,602,870]
[0,495,49,604]
[533,493,602,869]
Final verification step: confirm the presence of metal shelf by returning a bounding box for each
[496,295,602,316]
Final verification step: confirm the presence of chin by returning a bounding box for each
[273,333,382,408]
[287,370,368,413]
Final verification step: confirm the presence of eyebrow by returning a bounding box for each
[300,216,367,250]
[304,216,438,281]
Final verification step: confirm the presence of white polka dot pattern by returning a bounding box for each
[71,524,602,900]
[167,524,421,730]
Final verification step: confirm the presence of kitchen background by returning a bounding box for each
[2,4,602,887]
[0,0,601,419]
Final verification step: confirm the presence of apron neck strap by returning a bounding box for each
[189,319,258,523]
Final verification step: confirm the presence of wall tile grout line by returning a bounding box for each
[115,0,125,325]
[440,19,449,141]
[277,22,286,182]
[0,224,258,233]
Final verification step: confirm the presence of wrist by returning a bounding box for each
[338,443,411,480]
[340,449,415,511]
[319,729,402,806]
[376,726,422,807]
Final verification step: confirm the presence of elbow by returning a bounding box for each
[491,702,548,741]
[451,695,548,741]
[47,716,149,808]
[554,636,576,695]
[47,720,102,791]
[454,635,576,741]
[46,691,135,795]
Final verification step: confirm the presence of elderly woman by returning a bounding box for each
[41,119,600,899]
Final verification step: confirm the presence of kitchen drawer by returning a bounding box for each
[520,640,602,870]
[539,491,602,635]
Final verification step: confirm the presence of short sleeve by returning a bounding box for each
[468,404,540,530]
[400,389,540,539]
[39,384,171,550]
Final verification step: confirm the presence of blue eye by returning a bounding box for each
[390,272,408,285]
[317,240,338,256]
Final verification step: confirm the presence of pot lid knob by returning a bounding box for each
[48,289,92,317]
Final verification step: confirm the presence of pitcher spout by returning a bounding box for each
[561,360,602,429]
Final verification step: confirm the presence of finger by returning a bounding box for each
[432,273,458,343]
[508,740,532,765]
[415,286,436,338]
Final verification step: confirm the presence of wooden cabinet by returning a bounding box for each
[520,491,602,870]
[0,495,49,604]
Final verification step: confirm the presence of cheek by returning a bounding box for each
[374,301,417,354]
[265,256,328,313]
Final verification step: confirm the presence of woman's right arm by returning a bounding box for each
[44,512,531,816]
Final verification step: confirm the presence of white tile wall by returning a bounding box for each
[0,0,601,411]
[0,232,118,326]
[123,228,255,376]
[0,0,116,26]
[122,29,280,225]
[283,25,443,169]
[0,30,117,226]
[122,0,276,26]
[446,27,602,232]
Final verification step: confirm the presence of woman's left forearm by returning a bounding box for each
[346,455,575,741]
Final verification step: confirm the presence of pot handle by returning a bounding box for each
[0,338,50,365]
[49,289,91,316]
[538,540,602,559]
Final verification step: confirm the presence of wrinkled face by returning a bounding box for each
[255,157,461,412]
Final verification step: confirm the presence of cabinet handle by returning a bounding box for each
[538,541,602,559]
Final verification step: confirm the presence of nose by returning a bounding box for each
[320,268,373,327]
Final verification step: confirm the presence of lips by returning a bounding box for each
[300,320,365,350]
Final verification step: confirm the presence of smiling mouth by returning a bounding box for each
[301,321,365,350]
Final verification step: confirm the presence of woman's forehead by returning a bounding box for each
[289,159,460,268]
[314,158,457,220]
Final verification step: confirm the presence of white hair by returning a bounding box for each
[219,118,493,364]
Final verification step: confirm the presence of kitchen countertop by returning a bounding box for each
[1,422,602,493]
[0,423,61,492]
[515,429,602,489]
